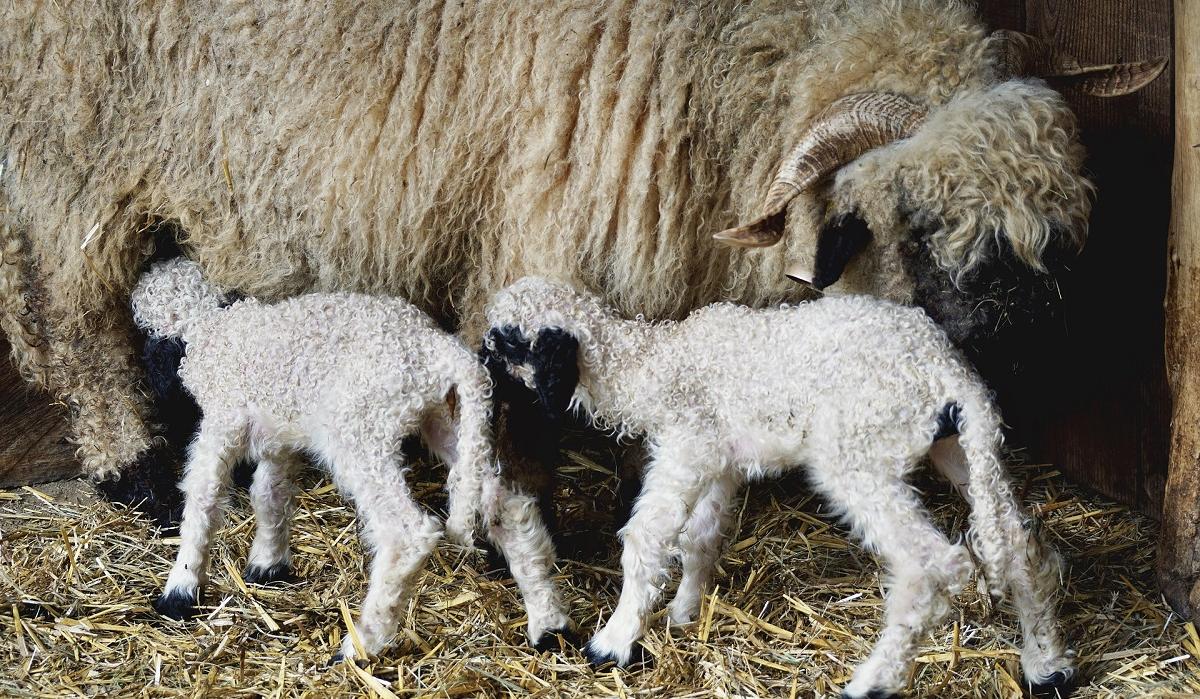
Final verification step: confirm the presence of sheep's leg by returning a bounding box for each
[585,452,707,667]
[486,479,575,650]
[813,468,973,699]
[667,472,741,625]
[333,456,443,661]
[155,418,246,619]
[928,435,973,504]
[244,451,302,584]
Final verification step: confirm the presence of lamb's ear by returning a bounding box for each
[529,328,580,418]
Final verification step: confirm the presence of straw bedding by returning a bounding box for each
[2,443,1198,698]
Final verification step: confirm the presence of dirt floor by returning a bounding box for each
[1,450,1198,698]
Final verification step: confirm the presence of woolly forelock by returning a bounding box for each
[131,260,229,341]
[826,80,1092,285]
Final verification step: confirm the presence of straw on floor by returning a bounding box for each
[2,444,1198,698]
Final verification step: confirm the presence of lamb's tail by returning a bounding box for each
[443,354,497,547]
[0,215,51,388]
[951,372,1060,601]
[951,365,1075,685]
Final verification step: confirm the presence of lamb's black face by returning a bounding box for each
[483,326,581,420]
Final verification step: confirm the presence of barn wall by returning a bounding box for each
[0,339,79,487]
[978,0,1174,516]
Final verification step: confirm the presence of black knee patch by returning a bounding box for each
[933,402,962,442]
[243,562,294,585]
[533,627,579,653]
[153,588,199,620]
[1029,670,1077,698]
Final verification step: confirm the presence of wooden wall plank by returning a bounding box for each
[1158,0,1200,623]
[0,339,79,488]
[979,0,1174,515]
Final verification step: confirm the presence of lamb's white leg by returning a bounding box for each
[244,450,301,584]
[667,472,741,625]
[486,482,575,649]
[155,417,245,619]
[585,447,707,666]
[333,455,443,661]
[812,466,974,699]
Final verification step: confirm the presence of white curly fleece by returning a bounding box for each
[486,277,1074,697]
[132,258,494,660]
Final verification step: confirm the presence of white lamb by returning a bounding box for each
[131,258,494,661]
[483,276,1075,699]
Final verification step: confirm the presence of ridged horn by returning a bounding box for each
[713,93,927,248]
[990,29,1168,97]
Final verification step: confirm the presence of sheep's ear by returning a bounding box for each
[530,328,580,419]
[787,212,873,289]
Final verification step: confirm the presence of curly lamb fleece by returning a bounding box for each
[131,258,495,660]
[484,277,1074,698]
[0,0,1099,486]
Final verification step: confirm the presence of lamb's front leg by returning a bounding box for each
[585,452,707,667]
[155,417,246,619]
[667,472,741,625]
[244,450,302,584]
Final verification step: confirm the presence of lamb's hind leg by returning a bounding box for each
[155,416,246,619]
[244,450,302,584]
[667,472,741,625]
[813,465,974,699]
[421,401,574,650]
[332,452,442,661]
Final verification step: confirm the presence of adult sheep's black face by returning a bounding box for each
[710,31,1164,380]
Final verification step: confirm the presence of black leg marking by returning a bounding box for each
[243,562,294,585]
[583,641,653,670]
[153,588,199,620]
[533,626,579,653]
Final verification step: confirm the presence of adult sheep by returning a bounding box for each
[0,3,1160,509]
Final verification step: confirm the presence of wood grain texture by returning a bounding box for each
[0,338,80,488]
[979,0,1173,516]
[1159,0,1199,621]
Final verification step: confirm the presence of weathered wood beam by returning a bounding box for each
[0,339,79,488]
[1159,0,1199,621]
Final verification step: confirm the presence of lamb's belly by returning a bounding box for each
[727,426,808,478]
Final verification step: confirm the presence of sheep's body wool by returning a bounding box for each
[0,0,1090,479]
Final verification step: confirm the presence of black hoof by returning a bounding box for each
[153,588,199,620]
[583,641,653,670]
[1029,670,1076,698]
[243,562,293,585]
[95,444,184,529]
[533,627,579,652]
[841,691,903,699]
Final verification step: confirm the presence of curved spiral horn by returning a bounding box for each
[713,92,927,248]
[990,29,1168,97]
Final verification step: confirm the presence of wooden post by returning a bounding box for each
[0,339,79,488]
[1160,0,1199,620]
